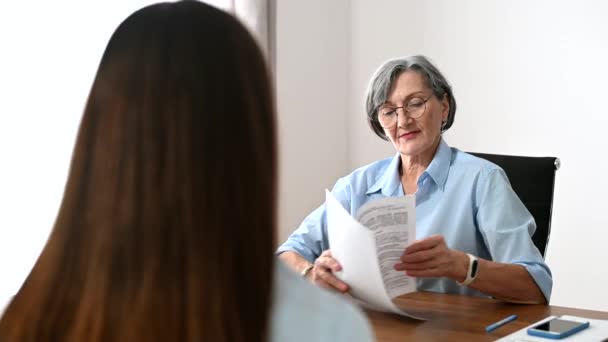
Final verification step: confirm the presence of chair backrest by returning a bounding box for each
[468,152,559,258]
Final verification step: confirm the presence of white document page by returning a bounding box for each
[356,195,416,299]
[325,190,421,318]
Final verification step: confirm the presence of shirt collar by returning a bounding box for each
[424,138,451,191]
[366,152,403,196]
[366,138,452,196]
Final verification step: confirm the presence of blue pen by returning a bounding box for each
[486,314,518,333]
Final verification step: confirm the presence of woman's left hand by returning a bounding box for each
[394,234,468,281]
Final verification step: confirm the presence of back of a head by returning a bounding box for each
[0,1,276,341]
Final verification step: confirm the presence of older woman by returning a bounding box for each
[278,55,551,304]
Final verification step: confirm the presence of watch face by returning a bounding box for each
[470,259,479,277]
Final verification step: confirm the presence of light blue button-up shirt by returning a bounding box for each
[277,139,552,301]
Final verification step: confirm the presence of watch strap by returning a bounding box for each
[456,253,479,286]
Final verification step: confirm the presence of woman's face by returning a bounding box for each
[381,71,449,157]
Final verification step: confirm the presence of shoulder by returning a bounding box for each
[349,155,394,181]
[270,262,373,342]
[448,149,517,208]
[449,148,506,180]
[333,156,395,192]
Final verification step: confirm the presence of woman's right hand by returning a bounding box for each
[309,249,350,293]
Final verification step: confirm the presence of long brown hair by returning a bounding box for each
[0,1,276,341]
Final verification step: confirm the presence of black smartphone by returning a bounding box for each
[527,317,590,339]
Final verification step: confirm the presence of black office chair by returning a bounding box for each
[468,152,560,258]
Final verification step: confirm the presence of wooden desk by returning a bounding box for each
[366,292,608,341]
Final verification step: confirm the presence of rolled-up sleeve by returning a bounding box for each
[276,204,329,263]
[476,168,553,301]
[276,178,352,263]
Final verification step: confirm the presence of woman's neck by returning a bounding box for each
[400,137,441,184]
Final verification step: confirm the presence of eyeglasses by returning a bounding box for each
[376,94,433,128]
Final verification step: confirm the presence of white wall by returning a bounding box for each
[275,0,351,243]
[350,0,608,311]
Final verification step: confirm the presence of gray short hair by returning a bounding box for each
[365,55,457,140]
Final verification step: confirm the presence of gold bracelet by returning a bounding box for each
[300,264,314,278]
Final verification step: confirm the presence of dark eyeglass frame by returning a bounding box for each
[376,94,433,128]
